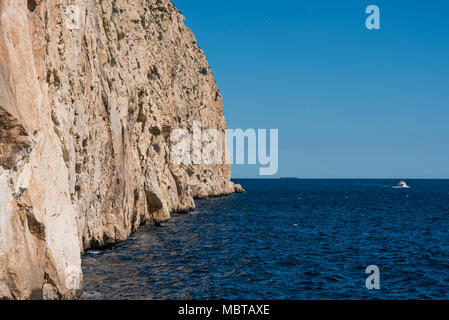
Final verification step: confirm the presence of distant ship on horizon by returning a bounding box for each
[394,180,410,189]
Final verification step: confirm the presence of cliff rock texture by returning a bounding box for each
[0,0,240,299]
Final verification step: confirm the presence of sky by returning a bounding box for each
[172,0,449,178]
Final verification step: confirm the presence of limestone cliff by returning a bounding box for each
[0,0,241,299]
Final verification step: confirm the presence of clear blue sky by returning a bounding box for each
[172,0,449,179]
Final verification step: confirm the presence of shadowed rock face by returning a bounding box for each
[0,0,239,299]
[0,107,34,170]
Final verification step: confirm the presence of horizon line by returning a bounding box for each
[231,177,449,180]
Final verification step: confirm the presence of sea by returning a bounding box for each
[82,179,449,300]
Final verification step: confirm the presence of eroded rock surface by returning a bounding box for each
[0,0,237,299]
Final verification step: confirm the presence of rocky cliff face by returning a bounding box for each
[0,0,241,299]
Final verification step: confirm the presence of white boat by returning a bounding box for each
[394,180,410,188]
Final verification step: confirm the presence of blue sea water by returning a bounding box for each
[82,179,449,300]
